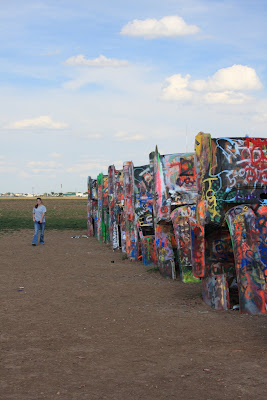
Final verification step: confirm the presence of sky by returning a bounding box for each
[0,0,267,193]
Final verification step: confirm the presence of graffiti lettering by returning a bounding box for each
[203,177,219,219]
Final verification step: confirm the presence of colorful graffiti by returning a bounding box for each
[87,176,94,236]
[193,132,267,314]
[96,173,104,242]
[140,236,157,266]
[134,164,156,265]
[122,161,157,263]
[110,166,124,251]
[155,224,175,278]
[151,147,197,223]
[226,205,266,314]
[86,132,267,314]
[87,176,98,237]
[202,275,230,311]
[151,147,198,282]
[171,206,199,283]
[195,133,267,225]
[123,162,138,260]
[108,165,122,250]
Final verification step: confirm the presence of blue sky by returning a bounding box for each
[0,0,266,193]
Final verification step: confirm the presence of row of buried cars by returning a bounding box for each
[87,132,267,315]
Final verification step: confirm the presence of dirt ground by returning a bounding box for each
[0,230,266,400]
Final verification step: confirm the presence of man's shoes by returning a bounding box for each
[32,243,36,246]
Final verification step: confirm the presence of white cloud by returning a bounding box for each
[204,91,251,105]
[65,54,129,67]
[161,74,193,101]
[162,65,263,104]
[190,65,262,92]
[114,131,145,141]
[120,15,200,39]
[6,116,68,130]
[62,61,157,92]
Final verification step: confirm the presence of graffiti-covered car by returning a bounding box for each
[150,147,199,282]
[191,133,267,314]
[123,161,156,264]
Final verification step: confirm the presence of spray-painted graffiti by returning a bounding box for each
[108,165,123,250]
[190,223,205,278]
[134,165,156,264]
[195,133,267,225]
[151,147,198,280]
[151,147,197,223]
[140,235,157,265]
[226,205,266,314]
[134,165,153,229]
[86,132,267,314]
[171,206,199,283]
[202,275,230,311]
[155,224,175,278]
[87,176,98,237]
[256,206,267,285]
[108,165,116,248]
[123,162,139,260]
[193,132,267,314]
[96,173,109,243]
[122,161,157,263]
[87,176,94,236]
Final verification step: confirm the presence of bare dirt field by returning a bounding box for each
[0,229,266,400]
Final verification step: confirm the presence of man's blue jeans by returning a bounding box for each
[32,222,45,245]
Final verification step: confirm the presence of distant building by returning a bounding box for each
[63,192,76,196]
[76,192,87,197]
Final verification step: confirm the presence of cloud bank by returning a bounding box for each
[161,65,263,104]
[6,116,68,130]
[65,54,129,67]
[120,16,200,39]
